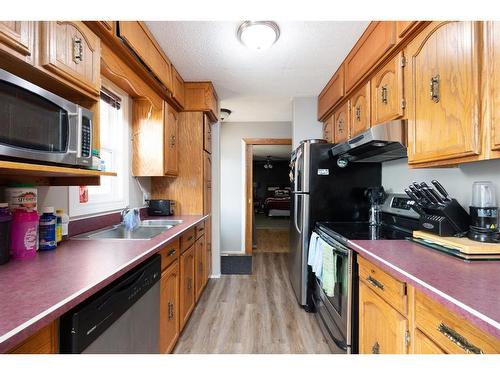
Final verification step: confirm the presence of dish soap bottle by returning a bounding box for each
[39,207,57,251]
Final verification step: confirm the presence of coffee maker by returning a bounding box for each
[468,181,500,243]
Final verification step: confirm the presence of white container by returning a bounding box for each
[5,186,37,211]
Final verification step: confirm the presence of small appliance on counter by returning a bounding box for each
[468,181,500,243]
[146,199,175,216]
[404,180,470,236]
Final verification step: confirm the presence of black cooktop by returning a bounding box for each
[317,221,413,242]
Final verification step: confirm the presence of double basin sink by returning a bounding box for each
[73,219,184,240]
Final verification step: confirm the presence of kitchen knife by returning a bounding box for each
[420,182,445,205]
[431,180,451,201]
[404,189,425,214]
[411,182,432,207]
[418,182,441,205]
[408,186,428,207]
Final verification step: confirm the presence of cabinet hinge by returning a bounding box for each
[401,98,406,109]
[401,55,407,68]
[405,330,411,347]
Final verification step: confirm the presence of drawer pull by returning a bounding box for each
[372,341,380,354]
[366,275,384,290]
[167,249,176,257]
[437,323,483,354]
[187,235,193,242]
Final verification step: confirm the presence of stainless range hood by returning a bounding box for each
[329,119,407,164]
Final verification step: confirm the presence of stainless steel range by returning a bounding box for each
[311,193,419,353]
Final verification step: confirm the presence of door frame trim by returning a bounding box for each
[243,138,292,254]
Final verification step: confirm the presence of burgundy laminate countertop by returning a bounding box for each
[349,239,500,340]
[0,215,207,353]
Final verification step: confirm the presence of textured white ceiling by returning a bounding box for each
[146,21,369,122]
[253,144,292,160]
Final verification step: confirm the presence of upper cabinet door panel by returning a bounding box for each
[0,21,35,64]
[171,65,185,109]
[489,22,500,151]
[406,21,481,164]
[371,51,404,125]
[322,114,334,143]
[344,22,397,92]
[350,81,371,136]
[318,65,345,120]
[118,21,173,92]
[334,102,350,143]
[40,21,101,96]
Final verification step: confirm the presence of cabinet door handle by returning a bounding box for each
[167,248,176,257]
[372,341,380,354]
[355,105,361,122]
[338,119,344,133]
[72,36,83,64]
[430,75,440,103]
[437,323,483,354]
[187,235,193,242]
[366,275,384,290]
[168,301,174,320]
[170,135,176,147]
[381,85,388,104]
[187,277,192,290]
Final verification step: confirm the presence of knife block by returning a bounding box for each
[418,199,470,236]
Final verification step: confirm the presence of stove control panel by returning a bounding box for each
[381,193,420,219]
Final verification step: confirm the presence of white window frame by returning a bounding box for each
[68,79,130,217]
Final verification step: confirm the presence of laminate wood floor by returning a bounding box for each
[173,253,331,354]
[255,229,290,253]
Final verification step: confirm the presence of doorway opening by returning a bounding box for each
[244,138,292,254]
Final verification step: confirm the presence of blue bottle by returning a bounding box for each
[39,207,57,251]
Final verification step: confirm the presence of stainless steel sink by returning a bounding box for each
[72,219,183,240]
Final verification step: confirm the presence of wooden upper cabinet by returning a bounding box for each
[132,100,178,177]
[204,152,212,183]
[118,21,173,93]
[488,22,500,151]
[349,81,371,137]
[322,114,334,143]
[359,281,408,354]
[0,21,35,64]
[318,65,345,120]
[334,102,350,143]
[159,261,180,354]
[396,21,418,39]
[371,51,405,126]
[164,103,179,176]
[171,65,185,109]
[179,245,195,331]
[203,114,212,154]
[406,21,481,165]
[184,82,219,123]
[39,21,101,97]
[344,22,397,92]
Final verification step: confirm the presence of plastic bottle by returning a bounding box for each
[10,209,39,259]
[39,207,57,251]
[0,203,12,265]
[55,209,63,243]
[56,209,69,241]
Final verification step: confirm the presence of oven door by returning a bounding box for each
[0,68,79,165]
[312,230,356,352]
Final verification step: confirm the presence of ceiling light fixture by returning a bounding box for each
[220,108,232,122]
[264,156,274,169]
[237,21,280,50]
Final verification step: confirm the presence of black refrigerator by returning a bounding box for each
[288,139,381,308]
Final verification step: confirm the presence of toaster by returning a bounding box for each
[147,200,175,216]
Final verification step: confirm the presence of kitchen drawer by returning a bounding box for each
[415,290,500,354]
[358,256,407,316]
[158,237,180,271]
[195,221,205,239]
[9,321,58,354]
[180,228,196,253]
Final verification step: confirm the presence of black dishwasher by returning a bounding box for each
[60,255,161,354]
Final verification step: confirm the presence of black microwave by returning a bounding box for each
[0,68,92,167]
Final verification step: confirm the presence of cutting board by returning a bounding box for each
[413,231,500,255]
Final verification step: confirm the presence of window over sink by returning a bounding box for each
[69,79,130,217]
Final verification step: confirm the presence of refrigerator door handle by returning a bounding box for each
[294,194,302,234]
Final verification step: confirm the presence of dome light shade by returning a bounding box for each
[237,21,280,50]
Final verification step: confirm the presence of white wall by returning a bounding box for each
[220,121,292,253]
[210,122,221,277]
[292,96,323,149]
[382,158,500,211]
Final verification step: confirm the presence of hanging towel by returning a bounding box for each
[313,237,324,280]
[321,241,338,298]
[307,232,320,267]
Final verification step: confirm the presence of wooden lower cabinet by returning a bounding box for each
[159,260,180,354]
[9,321,58,354]
[414,329,445,354]
[194,235,206,302]
[179,245,196,331]
[359,281,409,354]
